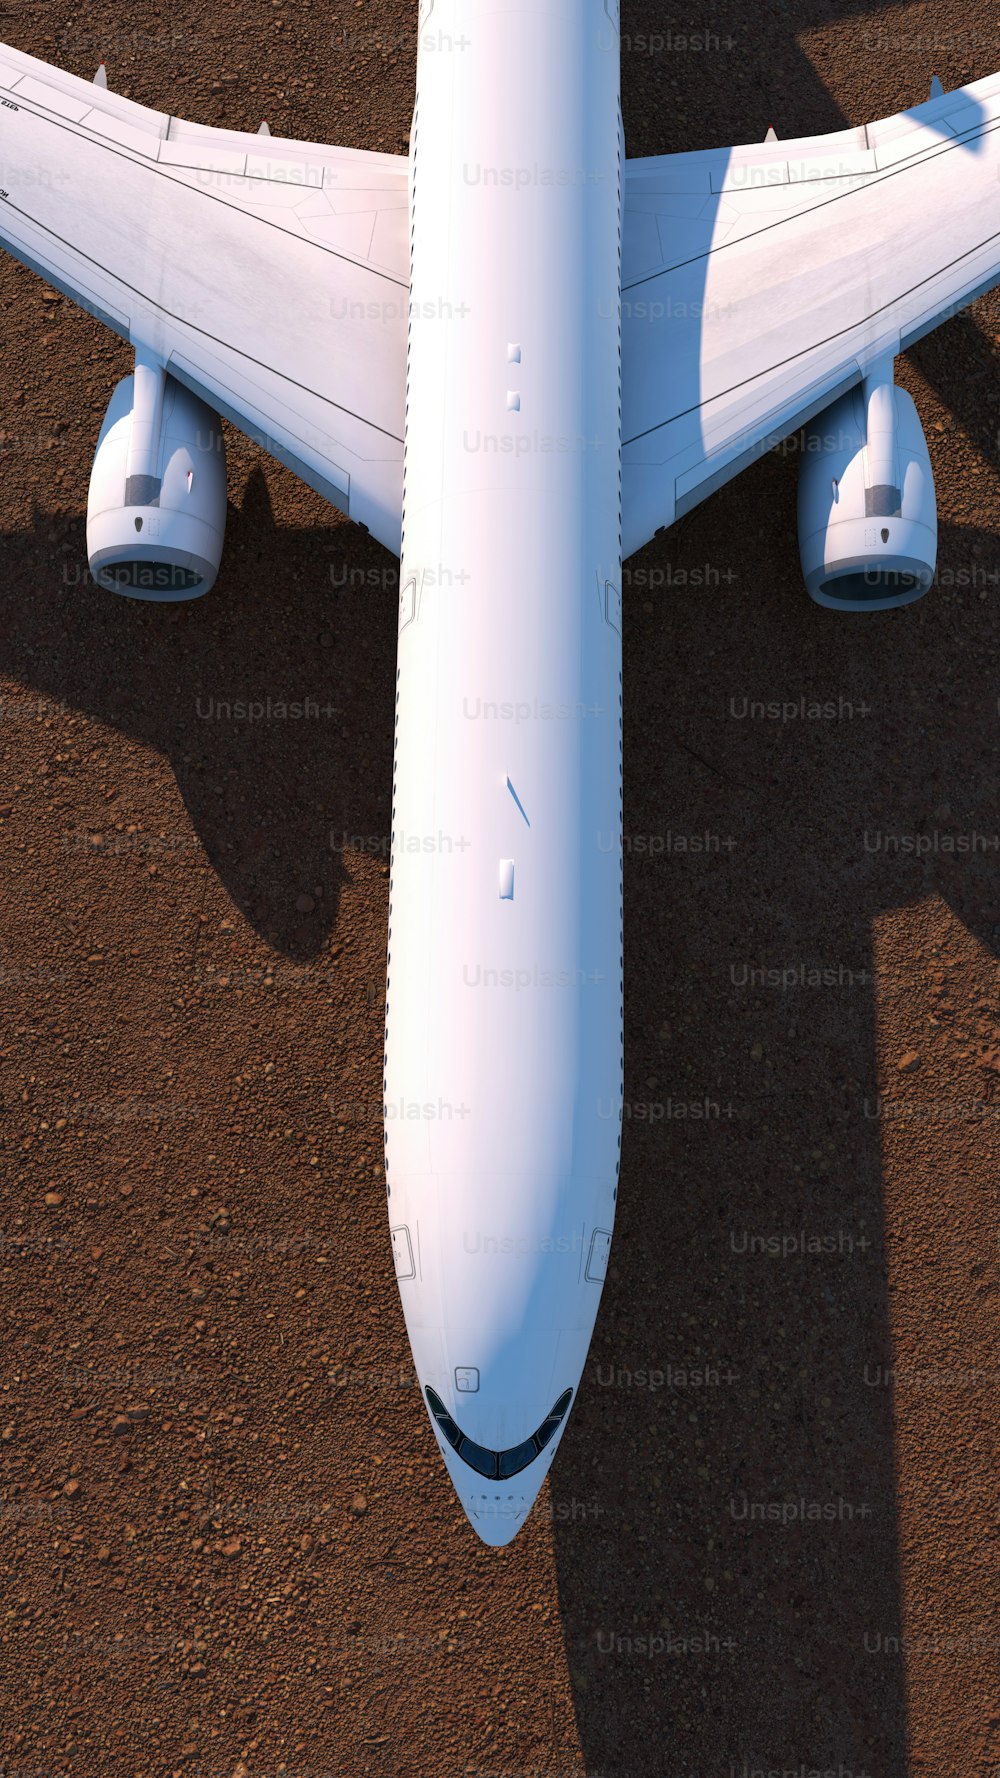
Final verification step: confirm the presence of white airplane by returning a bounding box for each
[1,4,998,1544]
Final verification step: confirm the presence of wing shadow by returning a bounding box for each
[0,465,399,960]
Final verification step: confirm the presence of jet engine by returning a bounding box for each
[86,353,227,600]
[798,368,936,610]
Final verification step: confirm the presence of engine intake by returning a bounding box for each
[87,353,227,600]
[798,368,937,611]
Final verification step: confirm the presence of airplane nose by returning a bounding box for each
[424,1382,574,1545]
[438,1438,557,1546]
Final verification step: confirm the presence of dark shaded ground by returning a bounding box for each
[0,3,998,1776]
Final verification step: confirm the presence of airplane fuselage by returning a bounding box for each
[385,0,625,1542]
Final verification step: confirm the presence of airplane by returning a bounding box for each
[0,2,998,1546]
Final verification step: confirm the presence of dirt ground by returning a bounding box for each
[0,3,998,1775]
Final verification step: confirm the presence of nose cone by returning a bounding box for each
[438,1437,559,1547]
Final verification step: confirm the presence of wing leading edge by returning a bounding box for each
[621,70,1000,557]
[0,42,409,552]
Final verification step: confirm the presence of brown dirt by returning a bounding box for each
[0,3,997,1776]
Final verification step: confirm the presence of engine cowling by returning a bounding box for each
[87,361,227,600]
[798,376,937,611]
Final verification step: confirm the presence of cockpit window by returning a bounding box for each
[425,1386,573,1482]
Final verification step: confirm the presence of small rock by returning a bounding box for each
[897,1050,921,1073]
[110,1415,131,1436]
[44,1190,63,1206]
[222,1537,242,1557]
[300,1533,314,1553]
[295,893,316,914]
[126,1404,150,1422]
[350,1492,368,1517]
[63,1478,81,1498]
[96,1546,110,1563]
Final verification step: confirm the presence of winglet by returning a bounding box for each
[93,62,108,89]
[764,125,778,143]
[930,75,944,99]
[257,120,271,136]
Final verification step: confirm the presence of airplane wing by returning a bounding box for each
[622,71,1000,558]
[0,43,408,553]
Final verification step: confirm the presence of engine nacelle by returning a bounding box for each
[798,373,937,611]
[87,356,227,600]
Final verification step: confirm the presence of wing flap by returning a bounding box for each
[9,74,99,125]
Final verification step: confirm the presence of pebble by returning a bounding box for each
[296,893,316,913]
[897,1050,922,1072]
[111,1415,131,1436]
[63,1478,81,1497]
[350,1492,368,1517]
[44,1190,64,1206]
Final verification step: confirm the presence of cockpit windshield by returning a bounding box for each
[425,1385,573,1482]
